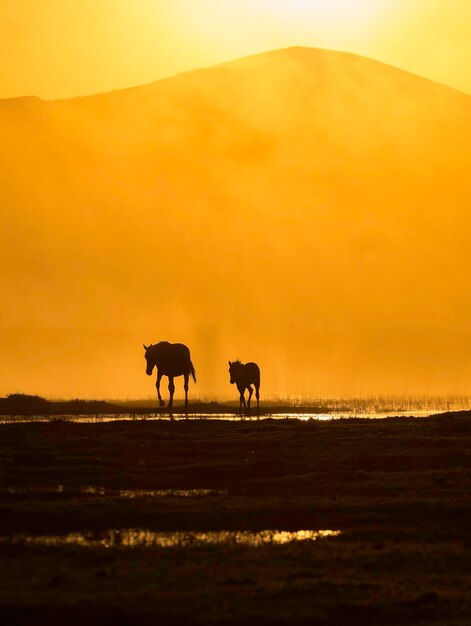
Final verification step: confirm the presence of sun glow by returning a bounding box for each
[266,0,380,26]
[169,0,388,82]
[1,1,470,100]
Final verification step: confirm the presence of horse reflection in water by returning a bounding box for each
[144,342,196,410]
[229,361,261,414]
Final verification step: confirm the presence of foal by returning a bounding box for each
[228,360,260,413]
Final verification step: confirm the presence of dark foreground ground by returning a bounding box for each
[0,415,470,625]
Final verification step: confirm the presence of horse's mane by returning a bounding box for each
[231,360,242,366]
[145,341,166,353]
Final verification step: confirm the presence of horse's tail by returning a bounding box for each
[189,361,197,383]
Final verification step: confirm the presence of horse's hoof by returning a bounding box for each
[159,399,165,407]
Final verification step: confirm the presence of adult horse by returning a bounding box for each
[228,360,260,414]
[144,342,196,409]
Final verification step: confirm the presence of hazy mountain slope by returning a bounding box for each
[1,47,471,397]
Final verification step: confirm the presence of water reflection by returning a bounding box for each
[0,529,341,549]
[0,410,436,425]
[5,486,65,495]
[3,486,225,498]
[118,488,223,499]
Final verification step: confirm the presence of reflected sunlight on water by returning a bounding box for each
[117,488,224,498]
[0,529,341,548]
[0,410,437,424]
[3,486,226,498]
[5,485,66,495]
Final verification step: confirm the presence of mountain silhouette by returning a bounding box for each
[1,47,470,397]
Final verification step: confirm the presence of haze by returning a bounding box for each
[1,1,471,99]
[1,4,471,400]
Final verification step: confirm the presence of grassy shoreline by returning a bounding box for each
[3,392,471,416]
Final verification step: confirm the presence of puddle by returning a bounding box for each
[0,529,341,549]
[2,486,225,498]
[117,488,223,499]
[4,486,66,495]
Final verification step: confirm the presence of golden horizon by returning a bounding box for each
[1,1,471,99]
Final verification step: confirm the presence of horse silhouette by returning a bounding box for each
[228,360,260,414]
[144,342,196,409]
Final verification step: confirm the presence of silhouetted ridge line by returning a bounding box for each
[4,47,468,104]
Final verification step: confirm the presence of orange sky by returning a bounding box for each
[1,2,471,400]
[1,0,471,100]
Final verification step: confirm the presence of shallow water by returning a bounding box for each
[117,488,225,499]
[2,486,226,498]
[0,410,436,424]
[0,528,341,549]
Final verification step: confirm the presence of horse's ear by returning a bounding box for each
[143,344,149,351]
[228,360,231,366]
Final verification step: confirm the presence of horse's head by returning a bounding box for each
[144,344,155,376]
[228,360,241,384]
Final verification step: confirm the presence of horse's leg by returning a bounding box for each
[156,371,165,407]
[255,384,260,412]
[184,373,189,407]
[184,373,189,418]
[247,385,253,412]
[168,376,175,411]
[238,384,246,415]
